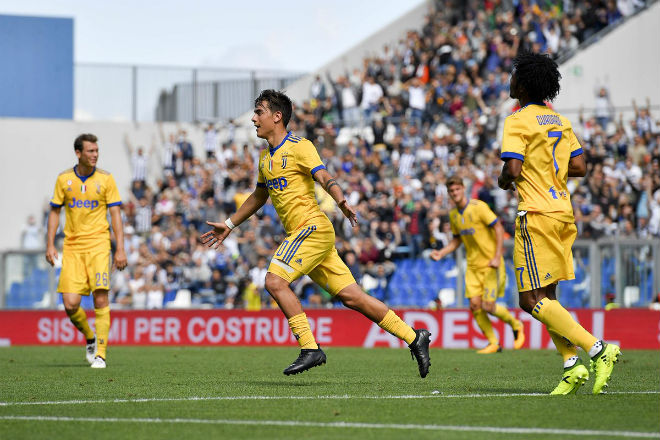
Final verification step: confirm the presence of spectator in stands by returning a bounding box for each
[360,75,384,122]
[310,75,327,104]
[124,134,153,185]
[20,214,43,279]
[204,124,218,159]
[594,87,614,130]
[177,130,194,161]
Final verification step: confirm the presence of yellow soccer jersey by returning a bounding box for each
[449,199,499,269]
[50,166,122,251]
[257,132,328,234]
[501,103,583,223]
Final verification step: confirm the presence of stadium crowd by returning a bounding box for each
[42,0,658,310]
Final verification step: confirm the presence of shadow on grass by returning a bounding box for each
[246,379,335,387]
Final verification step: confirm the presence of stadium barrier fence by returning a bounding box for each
[1,238,658,310]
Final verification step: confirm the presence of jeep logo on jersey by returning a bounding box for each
[68,197,99,209]
[266,177,288,191]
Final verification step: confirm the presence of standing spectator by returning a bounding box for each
[177,130,194,161]
[361,76,384,122]
[124,134,153,185]
[203,124,218,159]
[159,126,178,177]
[21,214,43,278]
[594,87,614,130]
[310,75,327,103]
[406,78,426,127]
[248,256,269,308]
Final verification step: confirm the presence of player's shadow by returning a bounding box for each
[247,379,335,387]
[41,363,90,368]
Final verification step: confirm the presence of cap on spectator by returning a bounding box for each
[125,226,135,234]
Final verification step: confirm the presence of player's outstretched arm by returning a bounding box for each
[45,207,61,266]
[313,168,358,227]
[430,237,461,261]
[200,186,269,249]
[498,158,522,190]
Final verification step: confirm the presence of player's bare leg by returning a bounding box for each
[62,293,96,364]
[335,283,431,378]
[265,273,326,375]
[91,289,110,368]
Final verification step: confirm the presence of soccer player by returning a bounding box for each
[201,90,431,377]
[498,53,620,394]
[46,134,127,369]
[430,176,525,353]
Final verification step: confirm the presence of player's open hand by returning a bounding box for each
[429,250,443,261]
[200,221,232,249]
[338,200,358,227]
[114,249,128,271]
[45,246,58,267]
[487,257,500,269]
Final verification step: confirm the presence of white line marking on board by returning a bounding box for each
[0,415,658,438]
[0,391,657,407]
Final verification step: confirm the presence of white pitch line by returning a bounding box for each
[0,391,657,407]
[0,415,658,438]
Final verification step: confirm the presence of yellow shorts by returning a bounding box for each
[465,262,506,301]
[58,248,111,295]
[268,219,356,296]
[513,212,576,292]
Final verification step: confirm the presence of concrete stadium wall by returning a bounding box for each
[554,2,660,120]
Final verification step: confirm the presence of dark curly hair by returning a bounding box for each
[254,89,292,127]
[512,52,561,103]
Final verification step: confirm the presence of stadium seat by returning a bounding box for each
[165,289,192,309]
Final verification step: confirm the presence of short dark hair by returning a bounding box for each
[254,89,292,127]
[446,175,463,188]
[512,52,561,103]
[74,133,98,152]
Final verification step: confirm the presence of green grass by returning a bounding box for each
[0,346,658,439]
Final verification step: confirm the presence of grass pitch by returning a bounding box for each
[0,346,658,439]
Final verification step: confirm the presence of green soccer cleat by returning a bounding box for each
[590,343,621,394]
[550,363,589,395]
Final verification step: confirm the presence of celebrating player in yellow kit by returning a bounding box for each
[430,176,525,353]
[201,90,431,377]
[46,133,127,369]
[498,53,620,394]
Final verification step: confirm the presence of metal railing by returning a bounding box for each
[75,63,304,123]
[2,238,658,309]
[450,238,659,309]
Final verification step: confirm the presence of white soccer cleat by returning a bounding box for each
[85,336,97,364]
[90,356,106,369]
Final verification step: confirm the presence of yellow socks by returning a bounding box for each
[532,299,597,352]
[473,309,498,345]
[492,304,521,330]
[69,306,95,340]
[288,313,318,349]
[378,310,416,345]
[548,328,578,362]
[94,306,110,359]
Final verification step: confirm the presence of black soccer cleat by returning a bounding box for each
[409,329,431,378]
[283,347,327,375]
